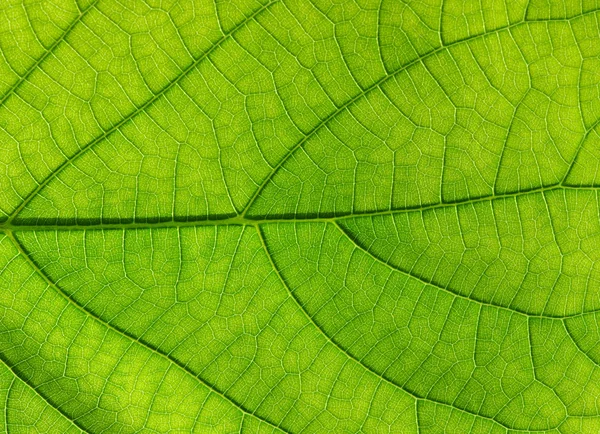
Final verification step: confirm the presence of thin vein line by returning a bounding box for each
[4,376,14,434]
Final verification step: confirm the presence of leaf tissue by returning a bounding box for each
[1,0,600,432]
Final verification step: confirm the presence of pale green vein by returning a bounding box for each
[3,376,13,434]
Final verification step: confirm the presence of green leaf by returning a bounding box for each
[1,0,600,432]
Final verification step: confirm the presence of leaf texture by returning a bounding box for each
[1,0,600,432]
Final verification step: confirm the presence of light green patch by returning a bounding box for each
[0,0,599,432]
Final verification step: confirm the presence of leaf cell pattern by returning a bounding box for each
[1,0,600,432]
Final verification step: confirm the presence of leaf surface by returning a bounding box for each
[1,0,600,432]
